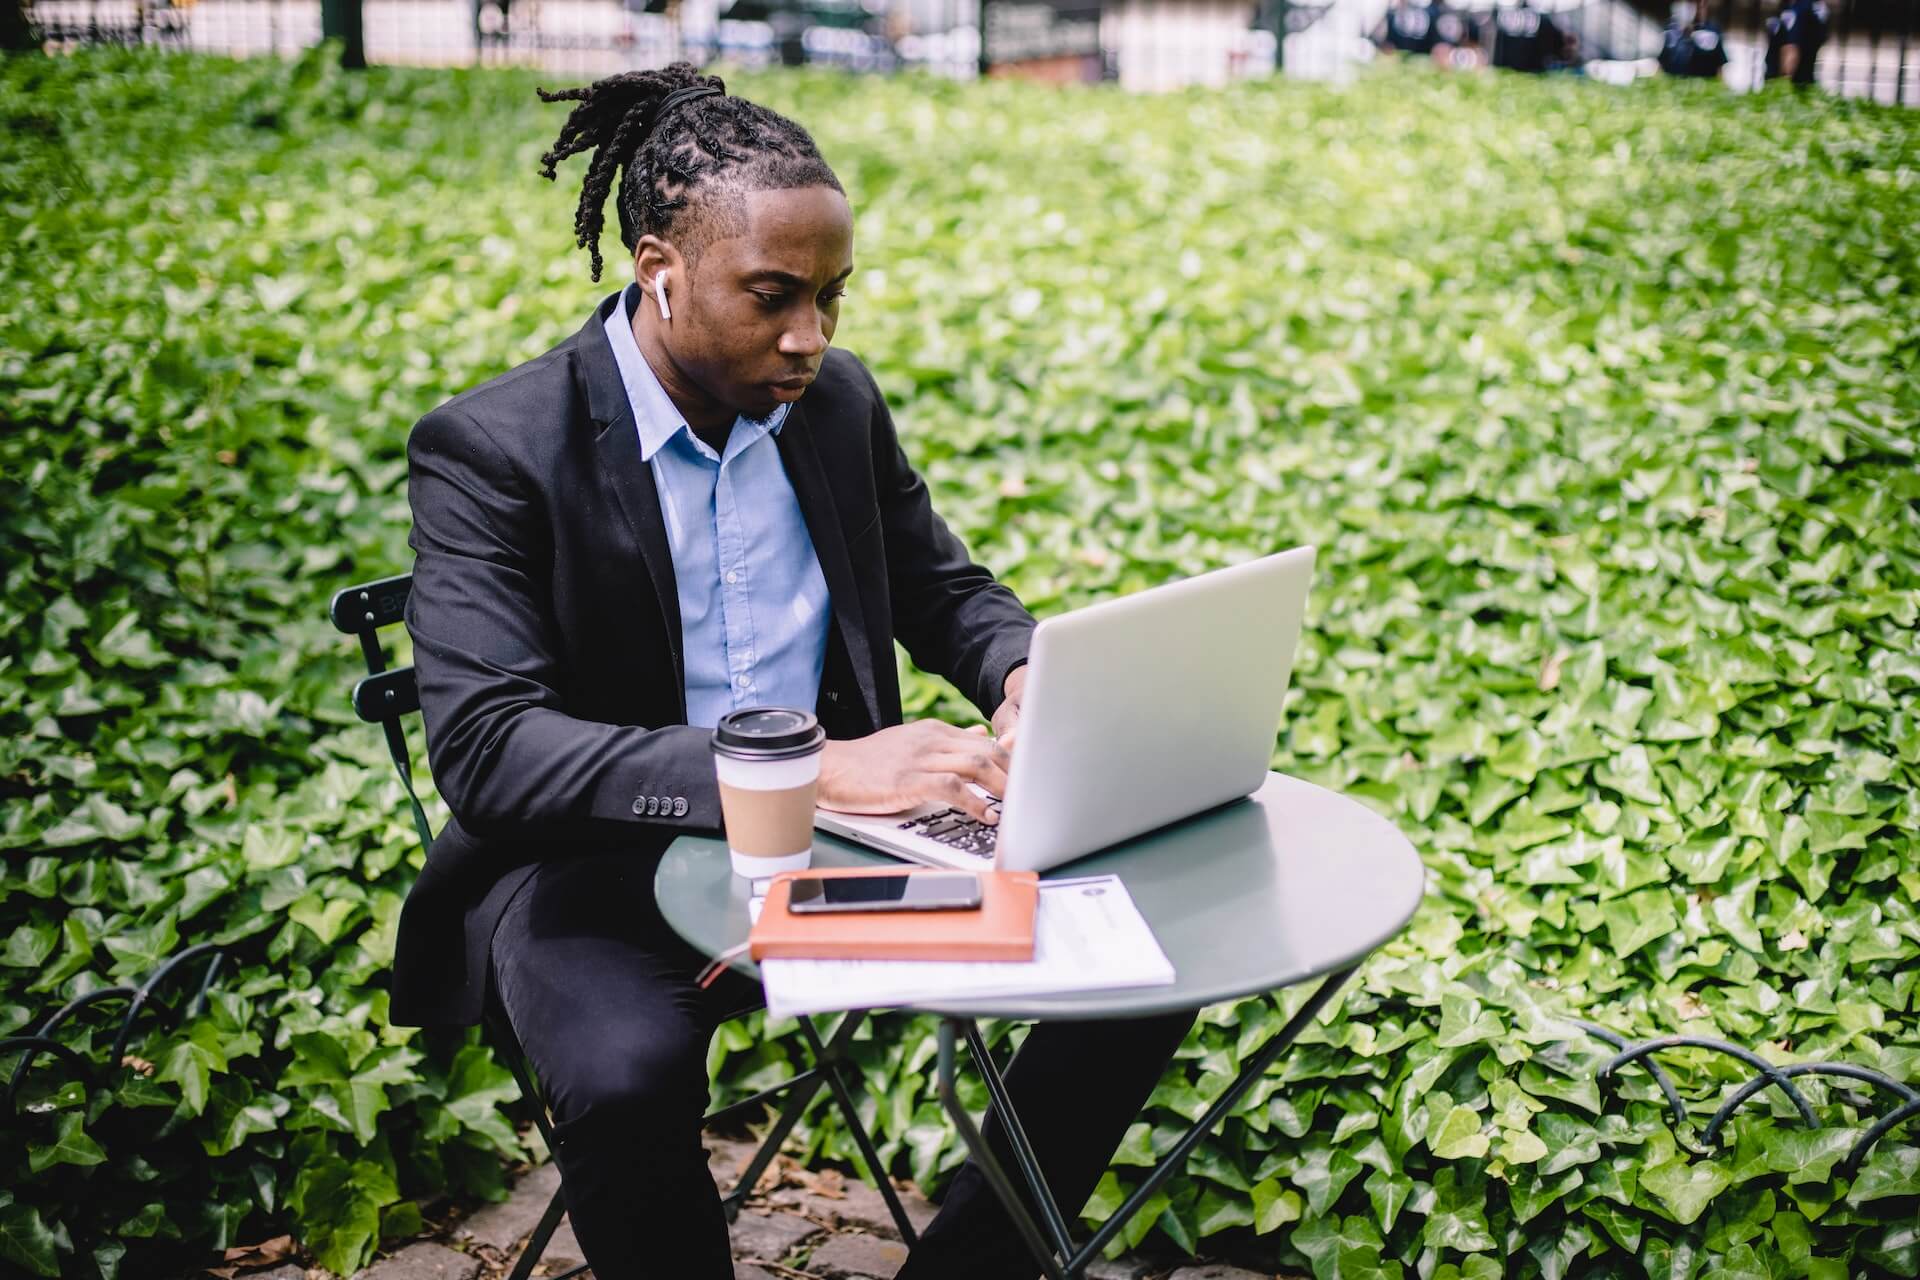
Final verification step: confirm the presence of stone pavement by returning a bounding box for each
[325,1134,1301,1280]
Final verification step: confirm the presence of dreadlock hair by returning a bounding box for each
[536,64,844,283]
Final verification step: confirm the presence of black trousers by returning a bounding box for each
[488,853,1196,1280]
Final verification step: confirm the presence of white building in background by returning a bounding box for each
[1101,0,1277,90]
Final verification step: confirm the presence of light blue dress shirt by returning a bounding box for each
[603,284,832,729]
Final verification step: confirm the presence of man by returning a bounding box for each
[391,64,1196,1280]
[1659,0,1730,79]
[1489,0,1568,73]
[1765,0,1829,85]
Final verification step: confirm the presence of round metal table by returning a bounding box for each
[657,771,1425,1279]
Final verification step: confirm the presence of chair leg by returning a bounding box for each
[506,1186,569,1280]
[484,1010,579,1275]
[487,1008,564,1160]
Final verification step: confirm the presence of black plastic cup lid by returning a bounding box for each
[711,707,825,761]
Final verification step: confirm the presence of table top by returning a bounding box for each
[656,771,1426,1020]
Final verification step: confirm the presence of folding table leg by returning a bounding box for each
[1072,967,1359,1268]
[934,966,1362,1280]
[935,1019,1072,1280]
[720,1012,869,1220]
[799,1019,923,1247]
[962,1021,1076,1261]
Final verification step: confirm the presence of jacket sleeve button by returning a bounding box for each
[672,797,689,817]
[649,796,664,815]
[632,798,645,815]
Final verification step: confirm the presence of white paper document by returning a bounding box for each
[752,875,1176,1019]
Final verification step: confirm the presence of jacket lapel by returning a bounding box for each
[575,292,688,721]
[776,404,882,732]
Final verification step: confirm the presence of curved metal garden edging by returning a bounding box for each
[3,942,227,1107]
[1571,1019,1920,1182]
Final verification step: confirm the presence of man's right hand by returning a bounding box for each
[818,721,1009,824]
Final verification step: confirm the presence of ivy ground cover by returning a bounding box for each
[3,46,1918,1280]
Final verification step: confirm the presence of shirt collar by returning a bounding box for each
[602,283,790,464]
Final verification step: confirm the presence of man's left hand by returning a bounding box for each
[991,665,1028,750]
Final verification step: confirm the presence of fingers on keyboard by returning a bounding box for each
[898,808,998,858]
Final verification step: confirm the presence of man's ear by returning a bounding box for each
[633,236,684,307]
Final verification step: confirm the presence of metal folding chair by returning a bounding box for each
[330,573,920,1279]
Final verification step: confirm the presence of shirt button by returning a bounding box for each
[725,570,740,585]
[736,674,751,688]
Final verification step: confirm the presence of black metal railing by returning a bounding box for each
[3,942,227,1108]
[1575,1019,1920,1183]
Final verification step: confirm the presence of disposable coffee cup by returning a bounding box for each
[711,707,827,880]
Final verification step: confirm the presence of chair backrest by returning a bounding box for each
[329,573,432,853]
[331,573,561,1134]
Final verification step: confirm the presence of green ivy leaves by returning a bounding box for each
[0,1194,64,1279]
[284,1149,399,1275]
[26,1116,108,1175]
[5,46,1918,1280]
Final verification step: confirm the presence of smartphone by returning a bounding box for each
[787,871,983,914]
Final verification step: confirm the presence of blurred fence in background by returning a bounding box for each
[14,0,1914,101]
[17,0,1245,82]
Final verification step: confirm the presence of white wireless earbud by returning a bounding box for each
[654,272,671,322]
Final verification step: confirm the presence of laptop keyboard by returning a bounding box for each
[897,807,999,859]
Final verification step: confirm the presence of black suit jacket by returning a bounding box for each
[391,289,1036,1027]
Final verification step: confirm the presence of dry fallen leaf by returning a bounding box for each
[204,1234,295,1277]
[226,1235,295,1263]
[1538,647,1571,692]
[1672,992,1710,1020]
[800,1167,847,1200]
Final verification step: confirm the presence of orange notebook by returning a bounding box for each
[750,868,1039,963]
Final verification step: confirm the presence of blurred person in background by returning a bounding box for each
[1659,0,1730,78]
[1489,0,1569,72]
[1374,0,1438,58]
[1556,29,1581,70]
[1764,0,1829,85]
[1431,2,1486,69]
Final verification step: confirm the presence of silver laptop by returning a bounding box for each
[814,545,1316,872]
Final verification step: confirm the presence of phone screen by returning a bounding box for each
[787,872,983,913]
